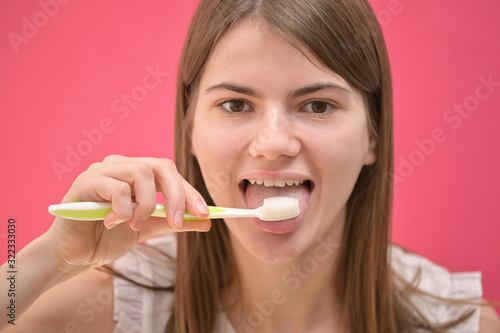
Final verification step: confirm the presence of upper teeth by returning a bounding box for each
[247,179,305,187]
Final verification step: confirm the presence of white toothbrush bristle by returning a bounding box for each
[258,196,300,221]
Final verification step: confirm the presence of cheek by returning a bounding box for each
[192,125,240,168]
[309,123,371,182]
[192,107,238,157]
[314,133,367,163]
[191,114,245,203]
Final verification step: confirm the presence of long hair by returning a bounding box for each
[171,0,424,332]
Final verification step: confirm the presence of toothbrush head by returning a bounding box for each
[257,196,300,221]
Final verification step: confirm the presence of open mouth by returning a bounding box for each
[240,178,313,194]
[238,177,313,233]
[239,178,313,211]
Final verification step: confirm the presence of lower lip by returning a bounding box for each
[252,215,303,234]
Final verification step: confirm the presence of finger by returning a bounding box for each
[66,173,135,228]
[182,179,210,218]
[101,154,128,164]
[153,159,187,229]
[135,158,209,224]
[99,156,208,229]
[88,161,158,230]
[135,217,212,242]
[128,163,157,231]
[100,156,181,196]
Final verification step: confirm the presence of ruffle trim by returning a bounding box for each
[112,235,482,332]
[112,235,176,333]
[391,245,482,332]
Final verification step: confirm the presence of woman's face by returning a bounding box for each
[191,19,376,263]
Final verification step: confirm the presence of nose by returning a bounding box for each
[248,110,300,160]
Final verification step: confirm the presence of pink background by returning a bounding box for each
[1,0,499,313]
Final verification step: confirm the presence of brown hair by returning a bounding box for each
[170,0,468,332]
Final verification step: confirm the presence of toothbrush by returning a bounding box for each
[48,196,300,222]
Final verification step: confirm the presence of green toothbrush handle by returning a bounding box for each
[48,202,225,221]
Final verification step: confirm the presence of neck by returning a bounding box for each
[222,224,345,332]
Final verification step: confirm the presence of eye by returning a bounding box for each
[302,101,334,114]
[220,99,253,113]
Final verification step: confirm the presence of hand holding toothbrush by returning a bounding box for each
[44,155,212,272]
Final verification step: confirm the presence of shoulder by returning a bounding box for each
[479,303,500,333]
[391,245,484,332]
[6,268,116,333]
[391,245,482,298]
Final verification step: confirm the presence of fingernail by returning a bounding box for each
[173,210,184,228]
[195,200,209,214]
[132,219,146,231]
[106,222,119,230]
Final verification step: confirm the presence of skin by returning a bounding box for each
[0,156,211,332]
[192,18,376,263]
[191,18,376,331]
[1,16,499,333]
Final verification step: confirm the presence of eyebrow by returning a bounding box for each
[288,83,352,98]
[205,82,352,99]
[205,83,264,98]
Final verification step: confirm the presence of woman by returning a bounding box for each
[2,0,499,332]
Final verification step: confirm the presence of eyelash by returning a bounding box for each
[218,99,253,114]
[217,99,337,116]
[300,100,337,116]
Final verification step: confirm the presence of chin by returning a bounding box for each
[225,201,346,265]
[225,215,320,264]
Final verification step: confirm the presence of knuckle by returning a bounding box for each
[159,158,177,171]
[70,173,86,189]
[135,162,154,177]
[86,162,102,172]
[155,159,180,183]
[103,154,124,163]
[115,182,132,197]
[73,169,96,186]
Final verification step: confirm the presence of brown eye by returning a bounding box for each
[311,101,327,113]
[221,99,251,113]
[303,101,333,114]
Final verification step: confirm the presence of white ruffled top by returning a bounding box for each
[111,234,482,333]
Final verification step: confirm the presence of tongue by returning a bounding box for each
[245,183,310,213]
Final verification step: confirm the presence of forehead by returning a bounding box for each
[199,18,354,92]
